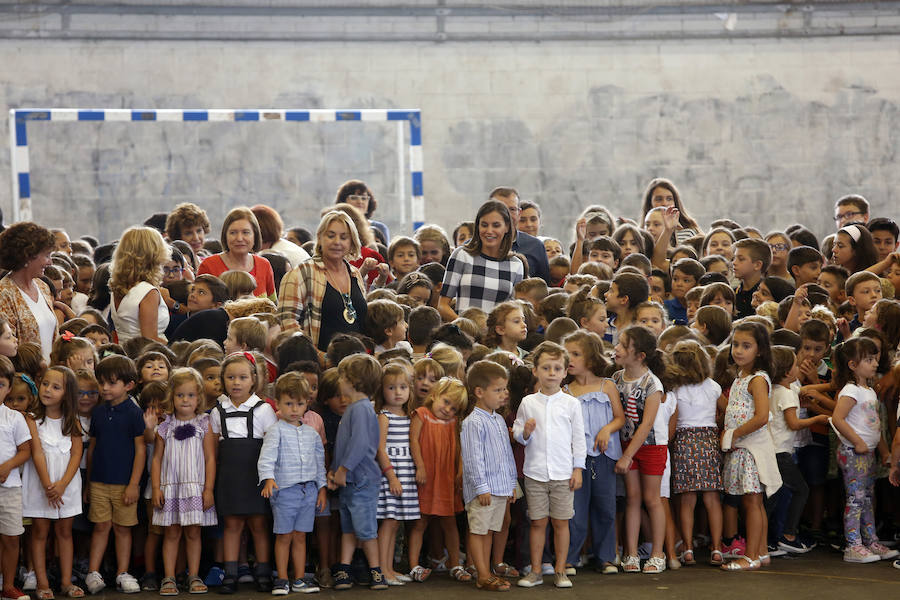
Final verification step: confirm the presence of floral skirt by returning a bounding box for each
[723,448,762,495]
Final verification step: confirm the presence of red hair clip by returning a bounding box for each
[61,330,74,341]
[226,351,256,366]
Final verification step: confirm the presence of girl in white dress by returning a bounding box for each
[22,366,84,598]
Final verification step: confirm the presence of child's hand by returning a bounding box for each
[569,469,582,492]
[890,465,900,487]
[477,493,491,506]
[152,488,164,509]
[615,456,632,475]
[143,407,158,431]
[793,286,808,305]
[575,218,587,241]
[47,481,66,505]
[798,360,820,385]
[387,471,403,497]
[880,448,891,467]
[316,487,327,512]
[594,430,610,453]
[82,482,90,505]
[0,464,11,484]
[814,414,830,426]
[523,418,536,439]
[123,483,139,505]
[202,489,214,511]
[663,206,680,230]
[332,469,347,488]
[326,471,337,491]
[854,441,869,455]
[261,479,277,498]
[415,465,427,486]
[836,318,851,341]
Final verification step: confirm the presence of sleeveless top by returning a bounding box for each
[111,281,169,343]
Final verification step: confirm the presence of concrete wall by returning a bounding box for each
[4,34,900,244]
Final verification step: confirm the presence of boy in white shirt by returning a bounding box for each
[0,356,32,600]
[513,342,585,589]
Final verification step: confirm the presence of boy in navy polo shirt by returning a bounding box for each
[85,355,146,595]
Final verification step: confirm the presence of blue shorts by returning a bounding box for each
[339,479,378,541]
[270,481,318,535]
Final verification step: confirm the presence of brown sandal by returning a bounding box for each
[476,576,511,591]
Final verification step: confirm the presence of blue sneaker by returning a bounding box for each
[333,566,353,591]
[292,578,320,593]
[237,565,254,584]
[271,579,290,596]
[204,566,225,587]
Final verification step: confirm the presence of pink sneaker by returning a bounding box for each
[867,542,899,560]
[844,545,880,563]
[722,537,746,559]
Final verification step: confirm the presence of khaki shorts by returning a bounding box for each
[89,482,138,526]
[465,495,508,535]
[0,486,24,536]
[523,477,574,521]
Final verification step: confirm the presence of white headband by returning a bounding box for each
[839,225,862,243]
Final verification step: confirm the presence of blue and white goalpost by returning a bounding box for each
[9,108,424,228]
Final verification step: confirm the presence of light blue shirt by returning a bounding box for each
[575,387,623,460]
[461,407,517,504]
[257,419,326,489]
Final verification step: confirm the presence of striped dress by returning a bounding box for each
[152,413,218,527]
[377,410,420,521]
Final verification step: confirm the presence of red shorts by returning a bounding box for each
[624,442,668,476]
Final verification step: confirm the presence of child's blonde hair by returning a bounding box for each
[427,343,464,379]
[50,335,96,368]
[220,352,258,392]
[228,316,267,351]
[663,340,711,389]
[375,362,413,413]
[424,376,468,413]
[164,367,203,415]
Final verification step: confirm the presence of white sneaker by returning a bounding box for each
[85,571,105,595]
[21,571,35,592]
[116,572,140,594]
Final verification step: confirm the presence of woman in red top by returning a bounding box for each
[197,207,276,301]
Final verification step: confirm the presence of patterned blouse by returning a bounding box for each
[0,275,57,351]
[277,256,366,348]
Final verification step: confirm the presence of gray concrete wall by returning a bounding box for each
[3,32,900,244]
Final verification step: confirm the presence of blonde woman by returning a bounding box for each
[277,211,368,351]
[110,226,171,344]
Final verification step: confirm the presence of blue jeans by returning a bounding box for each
[568,454,616,565]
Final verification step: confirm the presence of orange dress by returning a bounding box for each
[414,406,462,516]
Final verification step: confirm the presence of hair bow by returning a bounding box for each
[18,374,37,397]
[507,352,525,367]
[226,351,256,366]
[61,330,74,341]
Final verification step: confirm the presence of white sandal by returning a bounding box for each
[622,555,640,573]
[642,556,666,574]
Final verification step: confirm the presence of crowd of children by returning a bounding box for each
[1,184,900,599]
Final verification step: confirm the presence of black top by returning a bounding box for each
[169,307,229,348]
[317,266,367,351]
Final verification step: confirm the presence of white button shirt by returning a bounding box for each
[513,389,586,482]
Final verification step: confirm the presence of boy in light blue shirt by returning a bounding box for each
[259,373,326,595]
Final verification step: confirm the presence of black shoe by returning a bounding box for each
[369,568,388,591]
[256,574,273,593]
[333,566,353,591]
[217,576,237,595]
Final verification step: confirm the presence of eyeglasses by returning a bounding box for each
[347,194,371,203]
[834,211,864,222]
[78,390,99,398]
[769,243,790,252]
[163,266,183,275]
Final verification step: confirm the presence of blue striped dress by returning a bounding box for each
[377,411,420,521]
